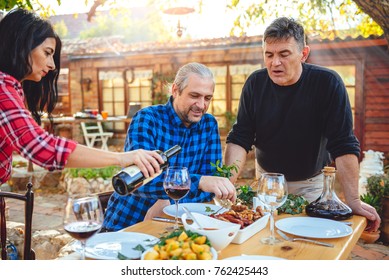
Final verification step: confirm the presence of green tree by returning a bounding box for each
[226,0,384,40]
[53,19,68,38]
[79,7,169,43]
[0,0,62,17]
[1,0,388,46]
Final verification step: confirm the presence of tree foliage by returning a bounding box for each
[226,0,383,39]
[0,0,62,17]
[79,8,170,43]
[0,0,387,45]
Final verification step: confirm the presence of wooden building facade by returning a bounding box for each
[59,35,389,156]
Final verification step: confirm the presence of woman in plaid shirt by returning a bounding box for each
[0,9,163,186]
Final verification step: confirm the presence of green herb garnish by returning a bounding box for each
[277,194,309,215]
[236,185,256,208]
[158,229,211,247]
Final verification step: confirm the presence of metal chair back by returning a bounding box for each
[0,182,35,260]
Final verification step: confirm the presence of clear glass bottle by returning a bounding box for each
[305,166,353,220]
[112,145,181,196]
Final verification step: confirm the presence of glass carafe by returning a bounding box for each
[305,166,353,220]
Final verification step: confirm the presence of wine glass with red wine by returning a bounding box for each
[63,194,103,260]
[163,166,191,230]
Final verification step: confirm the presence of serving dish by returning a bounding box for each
[141,246,218,260]
[181,212,240,251]
[232,212,270,244]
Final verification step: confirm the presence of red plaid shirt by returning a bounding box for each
[0,71,77,184]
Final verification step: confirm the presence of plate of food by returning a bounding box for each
[75,232,159,260]
[209,205,270,244]
[141,229,218,260]
[163,203,227,218]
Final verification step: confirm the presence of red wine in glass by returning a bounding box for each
[63,194,103,259]
[64,221,102,241]
[165,187,190,200]
[163,166,191,230]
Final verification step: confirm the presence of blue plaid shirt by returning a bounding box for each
[103,97,222,231]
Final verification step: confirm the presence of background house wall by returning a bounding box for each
[59,35,389,156]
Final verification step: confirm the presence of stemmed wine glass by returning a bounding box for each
[163,166,191,230]
[257,173,288,245]
[63,194,103,260]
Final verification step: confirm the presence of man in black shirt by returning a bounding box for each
[225,17,380,231]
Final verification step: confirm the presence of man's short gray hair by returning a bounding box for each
[173,62,214,93]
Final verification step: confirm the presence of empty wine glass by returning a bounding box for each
[63,194,103,260]
[257,173,288,245]
[163,166,191,230]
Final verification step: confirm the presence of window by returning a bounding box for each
[126,69,153,110]
[327,65,356,126]
[208,66,227,116]
[207,64,261,129]
[230,64,261,114]
[99,70,125,131]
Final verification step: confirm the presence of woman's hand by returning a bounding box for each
[119,149,165,178]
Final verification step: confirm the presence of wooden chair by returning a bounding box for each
[0,182,35,260]
[97,191,113,216]
[80,122,113,151]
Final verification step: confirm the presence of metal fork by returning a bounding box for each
[277,230,334,248]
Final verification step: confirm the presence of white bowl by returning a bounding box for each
[141,246,218,260]
[181,212,240,252]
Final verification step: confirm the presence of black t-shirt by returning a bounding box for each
[226,63,360,181]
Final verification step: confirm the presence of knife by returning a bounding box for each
[152,217,183,224]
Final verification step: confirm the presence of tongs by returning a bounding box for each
[213,198,233,215]
[182,206,204,230]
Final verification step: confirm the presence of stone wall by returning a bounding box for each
[5,173,113,260]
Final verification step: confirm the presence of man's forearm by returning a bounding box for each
[224,143,247,183]
[335,154,360,205]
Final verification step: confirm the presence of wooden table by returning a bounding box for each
[123,214,366,260]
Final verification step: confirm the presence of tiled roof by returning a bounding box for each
[62,34,386,58]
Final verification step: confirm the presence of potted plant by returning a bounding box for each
[360,173,389,243]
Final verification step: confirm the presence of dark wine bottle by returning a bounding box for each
[112,145,181,195]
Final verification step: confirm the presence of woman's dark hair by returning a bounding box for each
[263,17,306,51]
[0,8,61,125]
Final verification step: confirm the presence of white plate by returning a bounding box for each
[163,203,227,217]
[223,255,286,260]
[275,217,353,239]
[76,232,159,260]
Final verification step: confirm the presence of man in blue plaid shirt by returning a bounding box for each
[103,62,237,231]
